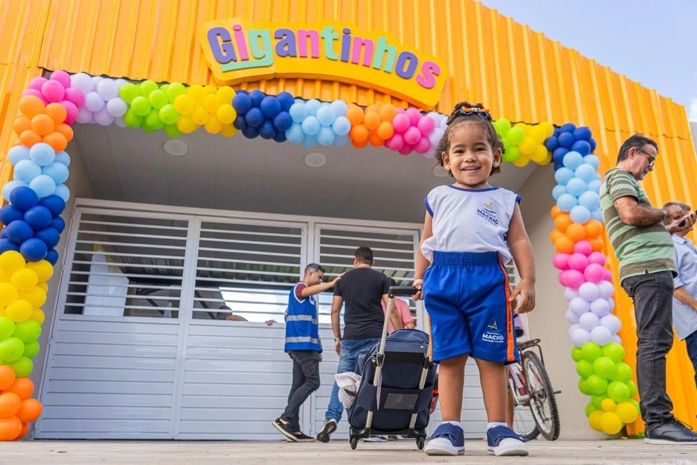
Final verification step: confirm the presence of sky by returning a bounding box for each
[478,0,697,121]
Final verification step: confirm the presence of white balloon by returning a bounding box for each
[590,326,613,345]
[598,280,615,299]
[85,91,105,112]
[94,109,114,126]
[570,327,591,347]
[114,116,127,128]
[579,282,600,302]
[75,107,94,124]
[97,79,119,101]
[565,309,579,324]
[564,288,579,300]
[569,297,590,316]
[601,314,621,334]
[106,98,127,117]
[70,72,94,94]
[579,312,601,331]
[590,298,611,317]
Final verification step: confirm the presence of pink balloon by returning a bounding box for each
[414,136,431,154]
[417,116,436,135]
[584,263,605,283]
[398,144,412,155]
[552,253,570,270]
[568,253,589,272]
[392,114,410,133]
[560,269,585,289]
[587,251,606,266]
[29,77,47,91]
[61,100,78,125]
[385,134,404,151]
[42,80,65,103]
[50,70,72,88]
[22,88,46,102]
[405,108,421,125]
[404,126,421,145]
[602,269,613,281]
[64,87,85,108]
[573,240,593,256]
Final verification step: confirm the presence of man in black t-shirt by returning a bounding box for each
[316,246,402,442]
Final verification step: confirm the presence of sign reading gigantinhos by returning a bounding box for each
[201,20,448,108]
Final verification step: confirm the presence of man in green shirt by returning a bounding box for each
[600,134,697,444]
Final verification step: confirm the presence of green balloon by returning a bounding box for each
[612,362,632,382]
[626,380,637,398]
[505,126,525,146]
[571,346,584,362]
[145,110,164,130]
[576,360,594,378]
[0,336,25,362]
[581,342,602,363]
[23,340,40,358]
[8,356,33,377]
[0,315,15,340]
[593,356,617,379]
[131,96,152,117]
[139,80,158,96]
[141,123,158,133]
[494,118,511,137]
[591,395,604,409]
[579,378,593,395]
[159,104,179,125]
[602,342,625,363]
[585,402,597,417]
[148,90,169,110]
[587,374,608,396]
[123,109,143,128]
[119,83,140,103]
[13,320,41,343]
[607,381,630,402]
[166,82,186,101]
[502,146,520,163]
[163,124,182,139]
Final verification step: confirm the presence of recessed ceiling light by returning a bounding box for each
[432,165,449,177]
[163,140,188,156]
[304,151,327,168]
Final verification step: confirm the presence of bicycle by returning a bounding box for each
[507,338,561,441]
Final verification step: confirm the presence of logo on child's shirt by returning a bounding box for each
[482,320,504,344]
[476,201,499,226]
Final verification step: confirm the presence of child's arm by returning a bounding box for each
[413,212,433,300]
[507,204,536,313]
[299,274,343,298]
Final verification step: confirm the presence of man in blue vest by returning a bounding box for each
[273,263,341,441]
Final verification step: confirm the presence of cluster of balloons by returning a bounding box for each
[384,108,437,155]
[285,98,349,146]
[172,83,236,137]
[553,149,602,225]
[493,119,554,167]
[572,342,640,434]
[4,143,70,204]
[545,123,598,171]
[0,187,65,263]
[22,70,82,126]
[345,103,396,148]
[70,74,129,127]
[423,112,447,158]
[232,90,293,142]
[120,80,182,137]
[0,252,51,440]
[15,95,74,153]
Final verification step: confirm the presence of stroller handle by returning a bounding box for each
[388,286,419,298]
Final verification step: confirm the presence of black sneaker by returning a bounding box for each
[292,431,315,442]
[272,417,298,442]
[645,418,697,444]
[316,419,337,443]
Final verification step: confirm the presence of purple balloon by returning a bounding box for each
[569,297,590,316]
[598,280,615,299]
[590,326,613,345]
[570,327,591,347]
[579,312,601,331]
[578,282,600,302]
[590,298,611,317]
[601,314,621,334]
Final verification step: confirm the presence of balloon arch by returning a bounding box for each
[0,70,638,440]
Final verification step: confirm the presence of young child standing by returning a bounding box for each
[414,103,536,456]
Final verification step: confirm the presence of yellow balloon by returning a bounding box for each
[0,282,19,306]
[27,260,54,283]
[512,153,530,168]
[173,94,195,116]
[217,86,235,103]
[176,116,198,134]
[203,84,217,95]
[192,106,208,125]
[216,105,236,125]
[10,268,38,292]
[0,306,5,316]
[519,137,536,155]
[615,402,639,424]
[220,124,237,138]
[6,299,33,322]
[187,84,205,101]
[203,94,222,113]
[530,145,549,164]
[20,287,47,309]
[600,412,623,435]
[31,309,45,325]
[539,121,555,138]
[600,398,616,412]
[0,270,11,282]
[38,282,48,293]
[0,251,26,274]
[204,116,222,134]
[588,410,604,432]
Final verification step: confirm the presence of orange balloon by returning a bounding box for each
[19,129,41,147]
[376,121,394,140]
[379,103,397,121]
[43,132,68,152]
[45,102,67,125]
[7,378,34,400]
[590,237,605,252]
[351,137,369,149]
[0,416,22,441]
[551,205,561,218]
[17,421,30,440]
[566,223,587,242]
[365,104,380,113]
[363,110,381,130]
[584,220,604,239]
[54,123,74,142]
[554,235,575,254]
[13,116,31,135]
[31,114,55,136]
[368,130,384,147]
[349,124,369,144]
[18,95,45,118]
[0,392,21,418]
[0,366,16,390]
[553,213,572,233]
[549,230,562,244]
[346,105,364,125]
[16,398,42,423]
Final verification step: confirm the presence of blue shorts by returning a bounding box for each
[423,251,519,364]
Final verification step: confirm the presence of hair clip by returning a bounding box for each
[447,103,492,124]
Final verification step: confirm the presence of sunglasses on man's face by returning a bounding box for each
[447,106,492,124]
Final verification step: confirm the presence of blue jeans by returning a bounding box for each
[685,330,697,390]
[325,337,380,422]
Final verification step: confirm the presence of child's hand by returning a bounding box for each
[412,278,424,300]
[510,279,535,314]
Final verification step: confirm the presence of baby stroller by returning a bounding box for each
[346,286,437,450]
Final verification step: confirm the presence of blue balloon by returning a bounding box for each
[29,143,55,167]
[42,163,70,185]
[589,138,597,152]
[45,249,59,265]
[558,132,575,149]
[571,140,591,155]
[39,195,66,216]
[586,179,601,193]
[584,154,600,169]
[560,123,576,133]
[249,90,266,107]
[591,209,604,221]
[579,191,600,211]
[50,216,66,233]
[1,228,7,238]
[8,146,30,165]
[23,205,53,230]
[54,151,71,167]
[20,238,47,261]
[573,126,592,141]
[272,131,287,143]
[544,136,559,152]
[232,93,253,115]
[552,185,567,200]
[285,124,304,144]
[273,112,293,131]
[332,116,351,136]
[260,96,281,117]
[329,100,348,116]
[35,227,61,248]
[2,181,26,201]
[54,184,70,202]
[557,193,578,212]
[553,161,563,171]
[304,99,321,115]
[9,186,38,211]
[566,178,587,197]
[0,205,24,225]
[302,134,318,147]
[233,115,248,130]
[552,147,569,165]
[317,127,336,146]
[0,238,19,253]
[301,116,320,136]
[29,175,56,198]
[569,205,591,224]
[554,167,574,185]
[289,101,308,123]
[244,108,265,128]
[241,125,259,139]
[316,105,336,126]
[575,164,597,183]
[277,92,295,111]
[562,151,584,170]
[335,134,349,147]
[6,220,33,244]
[553,127,560,137]
[258,121,276,139]
[13,160,42,184]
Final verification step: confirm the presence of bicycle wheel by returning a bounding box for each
[509,363,540,441]
[522,351,560,440]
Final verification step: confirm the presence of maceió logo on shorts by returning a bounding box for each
[482,320,504,344]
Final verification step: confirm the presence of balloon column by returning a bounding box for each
[0,70,77,440]
[548,124,641,434]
